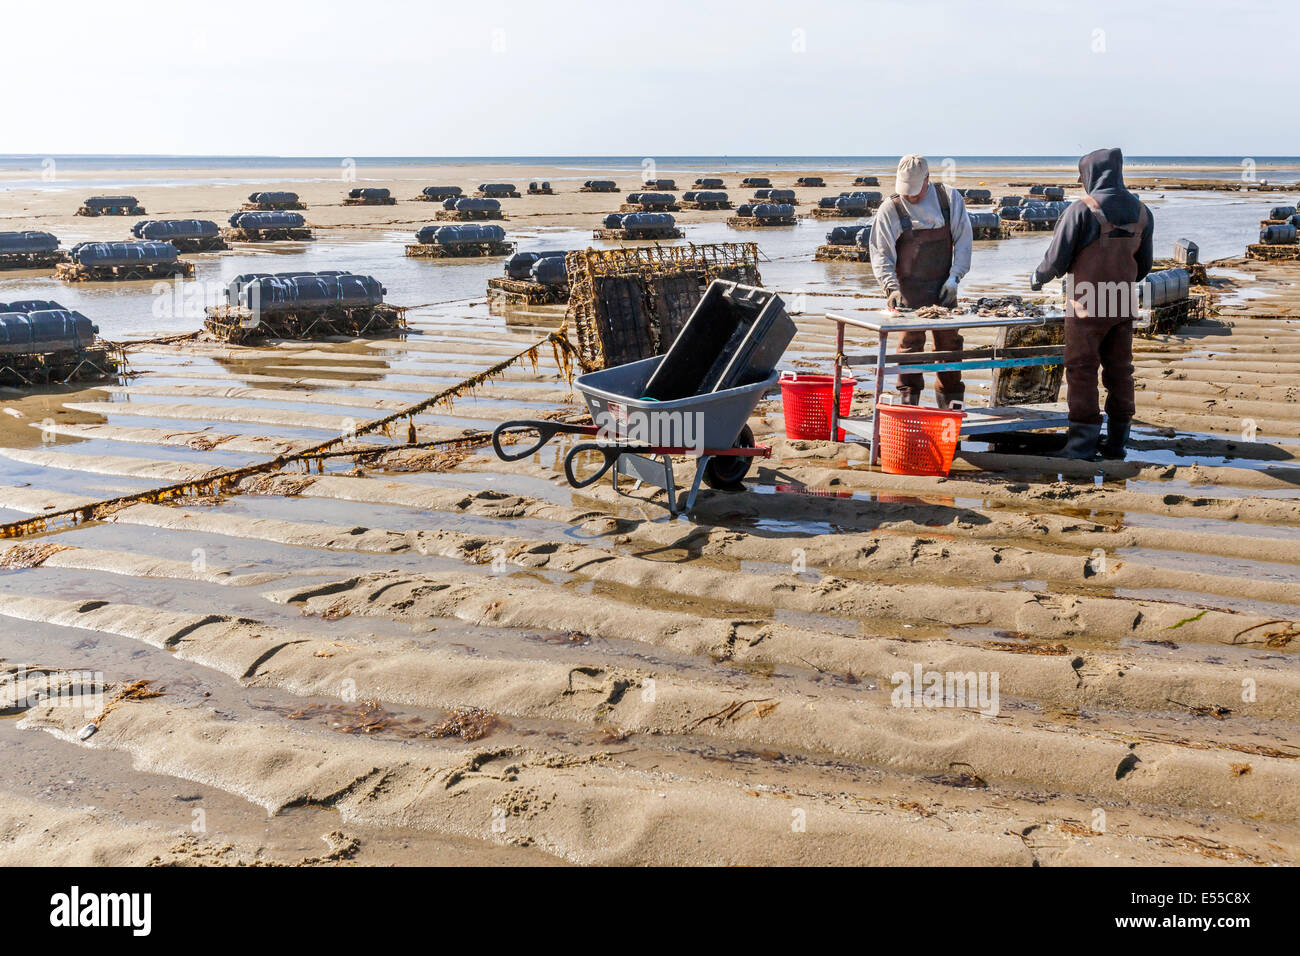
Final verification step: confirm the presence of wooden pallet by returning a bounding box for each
[0,345,123,388]
[0,251,70,270]
[434,210,505,221]
[813,245,871,262]
[578,185,619,193]
[593,228,685,240]
[75,206,145,217]
[343,198,397,206]
[726,216,797,228]
[56,260,195,282]
[1246,243,1300,261]
[168,237,229,253]
[527,186,555,195]
[203,304,408,344]
[486,277,569,305]
[678,201,734,210]
[474,190,520,199]
[404,241,516,258]
[809,208,869,219]
[971,226,1003,241]
[239,202,307,211]
[221,228,315,242]
[617,203,681,213]
[1001,219,1056,233]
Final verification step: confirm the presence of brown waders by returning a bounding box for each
[893,184,962,407]
[1064,197,1149,427]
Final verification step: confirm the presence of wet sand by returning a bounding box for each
[0,161,1297,866]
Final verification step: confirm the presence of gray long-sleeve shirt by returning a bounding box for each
[868,183,973,294]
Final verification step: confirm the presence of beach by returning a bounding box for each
[0,157,1297,867]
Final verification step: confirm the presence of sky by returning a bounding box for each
[5,0,1295,157]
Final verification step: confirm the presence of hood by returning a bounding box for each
[1077,147,1143,227]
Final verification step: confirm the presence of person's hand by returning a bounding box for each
[886,290,902,311]
[939,279,959,307]
[1029,271,1044,292]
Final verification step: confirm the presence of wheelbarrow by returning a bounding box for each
[492,355,775,516]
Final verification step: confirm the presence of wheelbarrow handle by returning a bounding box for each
[563,442,651,488]
[491,419,598,462]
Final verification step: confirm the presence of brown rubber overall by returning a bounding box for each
[893,184,962,403]
[1064,196,1149,425]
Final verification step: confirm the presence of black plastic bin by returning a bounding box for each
[642,280,796,401]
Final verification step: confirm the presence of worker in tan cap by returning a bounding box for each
[869,155,974,407]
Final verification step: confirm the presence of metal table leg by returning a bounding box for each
[831,321,845,444]
[871,331,888,466]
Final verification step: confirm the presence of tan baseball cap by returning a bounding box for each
[895,155,930,196]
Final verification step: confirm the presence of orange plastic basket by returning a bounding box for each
[779,372,856,440]
[876,402,966,476]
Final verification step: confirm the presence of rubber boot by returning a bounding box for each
[935,389,965,410]
[897,387,922,406]
[1097,419,1131,461]
[1057,423,1102,460]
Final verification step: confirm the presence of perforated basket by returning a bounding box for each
[876,400,965,476]
[778,372,856,441]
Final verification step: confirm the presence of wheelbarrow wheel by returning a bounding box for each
[702,425,755,490]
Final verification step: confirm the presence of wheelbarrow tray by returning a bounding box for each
[576,355,776,450]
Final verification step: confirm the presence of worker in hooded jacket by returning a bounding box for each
[870,155,974,408]
[1031,147,1154,460]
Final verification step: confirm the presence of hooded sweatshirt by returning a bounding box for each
[1032,148,1154,285]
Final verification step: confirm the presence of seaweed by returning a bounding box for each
[685,697,777,731]
[0,542,72,569]
[1166,698,1232,720]
[89,679,166,732]
[979,639,1070,656]
[926,762,989,789]
[427,706,500,742]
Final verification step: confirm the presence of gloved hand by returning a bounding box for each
[1029,271,1044,292]
[886,290,902,311]
[939,279,959,307]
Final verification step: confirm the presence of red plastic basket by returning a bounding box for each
[876,402,966,476]
[779,372,856,441]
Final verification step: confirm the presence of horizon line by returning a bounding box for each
[3,153,1298,161]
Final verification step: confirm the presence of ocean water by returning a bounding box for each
[0,157,1292,339]
[0,189,1279,341]
[2,153,1299,180]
